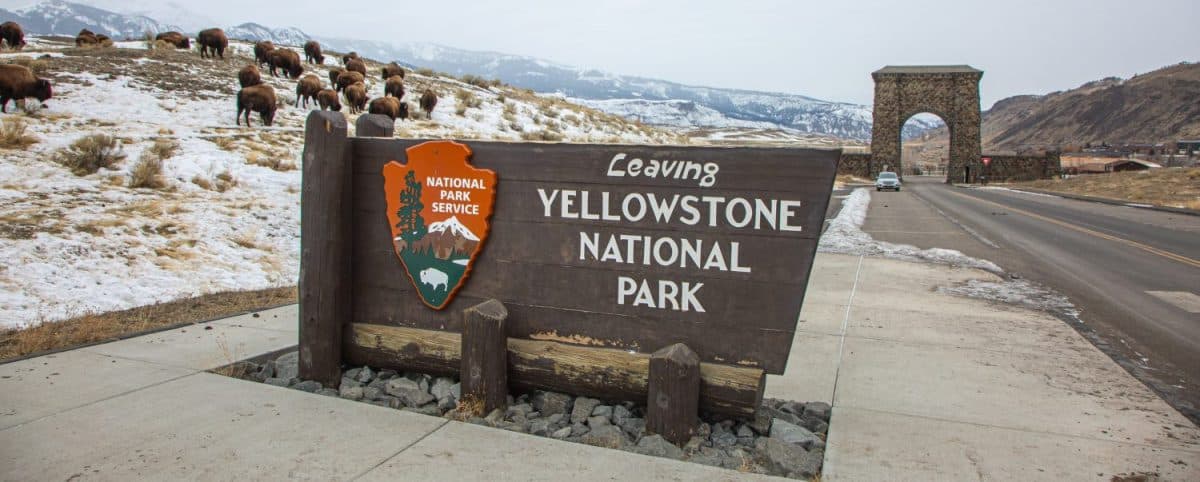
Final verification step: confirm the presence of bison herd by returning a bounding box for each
[0,21,443,128]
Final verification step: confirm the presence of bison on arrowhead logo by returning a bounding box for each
[382,141,496,310]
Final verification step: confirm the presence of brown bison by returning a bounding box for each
[381,62,405,80]
[369,96,407,121]
[344,58,366,77]
[303,40,324,64]
[317,88,341,111]
[253,41,275,67]
[238,64,262,88]
[342,82,368,114]
[335,70,364,92]
[420,89,438,114]
[0,64,52,113]
[236,84,277,127]
[341,51,359,65]
[96,34,113,47]
[155,31,190,49]
[75,29,99,47]
[327,67,343,88]
[267,49,303,79]
[1,21,26,50]
[197,28,228,59]
[295,74,322,108]
[384,75,404,99]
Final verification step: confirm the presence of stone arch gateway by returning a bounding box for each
[870,65,983,182]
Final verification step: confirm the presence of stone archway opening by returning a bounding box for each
[900,112,949,177]
[870,65,982,183]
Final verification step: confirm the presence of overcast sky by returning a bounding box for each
[8,0,1198,107]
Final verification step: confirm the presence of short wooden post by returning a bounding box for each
[461,299,509,413]
[647,343,700,445]
[355,113,394,138]
[299,110,351,387]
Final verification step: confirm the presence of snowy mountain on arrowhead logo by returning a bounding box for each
[427,216,479,241]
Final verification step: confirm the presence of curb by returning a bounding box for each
[955,185,1200,217]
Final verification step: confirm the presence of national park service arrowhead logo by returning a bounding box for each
[382,141,497,310]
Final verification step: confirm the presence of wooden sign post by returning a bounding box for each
[299,111,840,425]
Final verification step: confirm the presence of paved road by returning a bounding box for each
[862,176,1200,422]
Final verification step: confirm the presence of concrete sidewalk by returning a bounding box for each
[2,254,1198,480]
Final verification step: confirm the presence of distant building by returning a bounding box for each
[1106,158,1162,172]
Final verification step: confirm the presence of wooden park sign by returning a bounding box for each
[298,111,840,421]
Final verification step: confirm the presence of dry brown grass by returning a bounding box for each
[1016,167,1200,210]
[128,154,166,189]
[0,286,297,362]
[245,151,297,171]
[55,134,126,175]
[449,395,486,420]
[0,117,38,149]
[147,137,180,159]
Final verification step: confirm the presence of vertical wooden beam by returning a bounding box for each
[647,343,700,445]
[461,299,509,413]
[355,113,394,138]
[299,110,350,387]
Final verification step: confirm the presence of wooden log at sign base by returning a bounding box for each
[461,299,509,413]
[344,322,765,418]
[355,113,393,137]
[647,343,701,445]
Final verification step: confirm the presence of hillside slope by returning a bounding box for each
[923,62,1200,152]
[0,37,675,328]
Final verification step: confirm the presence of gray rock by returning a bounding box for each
[339,385,364,400]
[619,417,646,439]
[748,407,773,435]
[274,352,299,381]
[778,400,805,415]
[531,391,572,417]
[683,436,706,453]
[370,399,391,408]
[344,368,362,381]
[367,378,388,391]
[256,361,276,381]
[316,388,339,397]
[377,369,398,380]
[611,405,632,426]
[696,422,712,439]
[801,417,829,435]
[363,386,384,401]
[404,404,441,416]
[340,377,362,391]
[712,429,738,449]
[635,434,685,459]
[529,418,552,436]
[264,377,290,387]
[437,396,457,412]
[506,403,533,418]
[551,426,573,439]
[737,424,755,439]
[570,422,590,437]
[688,446,724,467]
[430,377,455,401]
[526,411,541,419]
[450,383,461,400]
[356,366,375,383]
[587,415,610,427]
[467,416,487,426]
[770,419,821,449]
[376,395,399,407]
[388,398,405,410]
[581,424,628,449]
[764,438,822,478]
[591,405,613,419]
[500,422,526,433]
[547,413,565,426]
[386,377,436,407]
[571,397,601,424]
[804,402,832,421]
[293,380,322,393]
[484,408,505,425]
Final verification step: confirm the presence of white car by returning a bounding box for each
[875,172,901,191]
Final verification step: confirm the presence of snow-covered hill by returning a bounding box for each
[0,0,181,38]
[427,216,479,241]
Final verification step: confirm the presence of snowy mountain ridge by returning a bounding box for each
[427,216,479,242]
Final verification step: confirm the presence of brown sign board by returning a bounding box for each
[343,141,838,375]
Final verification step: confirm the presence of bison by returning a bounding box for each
[253,41,275,67]
[317,88,341,111]
[1,21,26,51]
[381,62,405,80]
[369,96,407,121]
[335,70,364,92]
[341,51,360,65]
[95,34,113,47]
[197,28,228,59]
[0,64,52,113]
[303,40,324,64]
[238,64,262,88]
[344,58,366,77]
[267,49,303,79]
[295,74,322,108]
[327,67,343,88]
[155,31,190,49]
[236,84,277,127]
[342,82,368,114]
[384,75,404,99]
[420,89,438,115]
[75,29,99,47]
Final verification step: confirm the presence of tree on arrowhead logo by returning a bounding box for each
[382,141,496,310]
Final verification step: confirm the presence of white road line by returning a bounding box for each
[1145,291,1200,313]
[829,255,864,405]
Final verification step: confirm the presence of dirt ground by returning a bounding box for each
[1012,167,1200,210]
